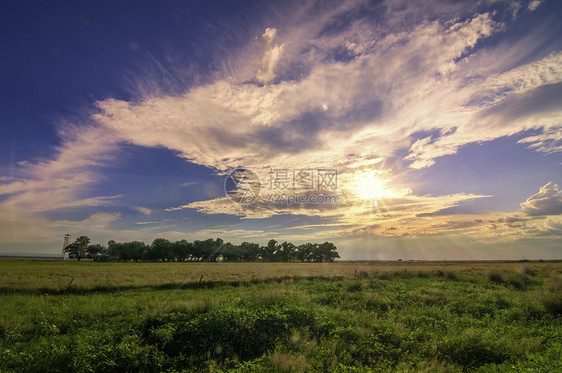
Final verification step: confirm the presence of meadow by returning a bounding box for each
[0,259,560,372]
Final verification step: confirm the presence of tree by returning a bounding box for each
[317,242,340,262]
[278,241,297,262]
[64,236,90,261]
[123,241,147,262]
[172,239,192,261]
[86,244,107,261]
[296,243,315,262]
[63,236,339,263]
[240,242,261,261]
[261,239,279,262]
[149,238,173,261]
[221,242,241,262]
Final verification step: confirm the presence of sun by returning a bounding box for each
[354,172,394,200]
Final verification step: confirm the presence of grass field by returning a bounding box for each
[0,259,560,372]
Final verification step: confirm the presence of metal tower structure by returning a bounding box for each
[61,234,71,259]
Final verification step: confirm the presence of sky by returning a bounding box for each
[1,0,561,260]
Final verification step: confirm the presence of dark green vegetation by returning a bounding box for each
[0,260,560,372]
[64,236,340,263]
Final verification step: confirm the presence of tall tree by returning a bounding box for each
[262,239,279,262]
[86,244,106,261]
[64,236,90,261]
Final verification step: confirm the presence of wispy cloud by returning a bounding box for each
[2,0,561,251]
[133,206,153,215]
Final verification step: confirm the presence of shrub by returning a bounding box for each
[505,272,531,290]
[522,267,538,276]
[539,292,562,316]
[346,281,363,293]
[143,305,321,365]
[269,351,308,373]
[437,332,512,369]
[358,271,370,279]
[146,306,291,362]
[446,271,458,280]
[488,271,504,284]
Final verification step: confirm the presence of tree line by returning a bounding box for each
[63,236,340,262]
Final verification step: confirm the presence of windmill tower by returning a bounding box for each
[61,234,71,259]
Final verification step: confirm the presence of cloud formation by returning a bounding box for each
[521,181,562,216]
[1,0,561,251]
[255,28,285,85]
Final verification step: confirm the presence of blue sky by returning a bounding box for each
[1,0,561,259]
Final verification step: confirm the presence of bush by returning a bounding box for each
[522,267,538,276]
[143,305,322,365]
[437,332,512,369]
[488,271,504,284]
[145,306,291,362]
[446,272,458,280]
[539,292,562,316]
[346,281,363,293]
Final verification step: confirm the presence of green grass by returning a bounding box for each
[0,259,560,372]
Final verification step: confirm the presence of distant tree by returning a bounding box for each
[172,239,192,261]
[221,242,241,262]
[296,243,315,262]
[150,238,173,261]
[124,241,147,262]
[317,241,340,262]
[240,241,261,261]
[261,239,279,262]
[210,238,224,262]
[278,241,297,262]
[64,236,90,261]
[63,242,81,260]
[86,244,107,261]
[192,240,206,261]
[65,236,339,263]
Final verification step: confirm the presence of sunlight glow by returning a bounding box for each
[354,172,395,200]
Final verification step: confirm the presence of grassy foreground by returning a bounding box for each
[0,259,560,372]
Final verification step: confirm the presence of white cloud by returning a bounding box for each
[133,206,152,215]
[255,28,285,85]
[528,0,543,12]
[3,0,562,249]
[521,181,562,216]
[0,125,122,212]
[518,127,562,154]
[76,4,562,240]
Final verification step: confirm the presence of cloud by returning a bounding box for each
[528,0,543,12]
[181,181,198,187]
[255,28,285,85]
[0,121,127,250]
[0,125,122,212]
[521,181,562,216]
[3,0,562,250]
[518,126,562,154]
[66,4,562,240]
[133,206,152,215]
